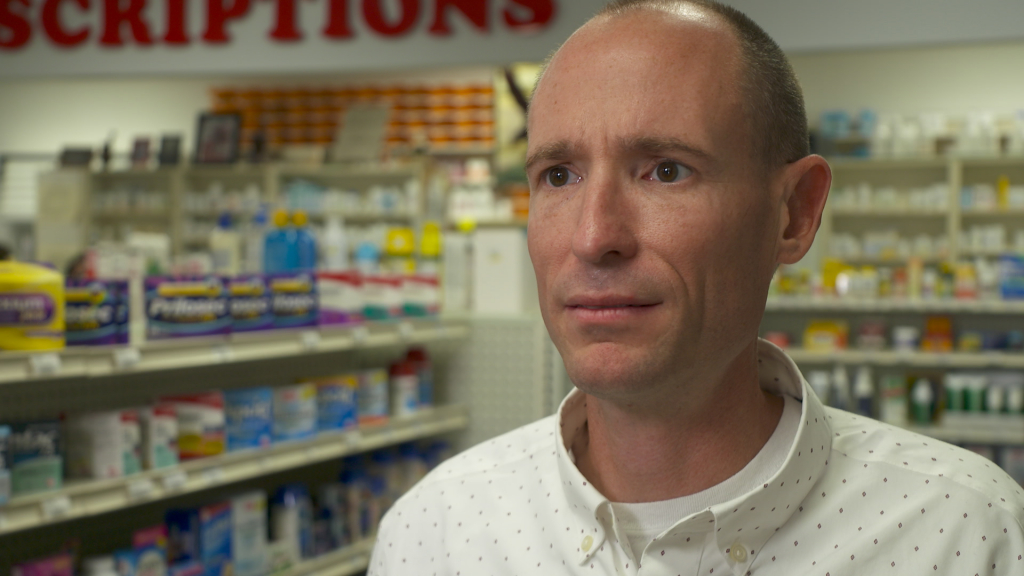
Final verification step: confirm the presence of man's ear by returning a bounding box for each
[776,155,831,265]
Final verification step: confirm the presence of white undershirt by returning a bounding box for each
[610,394,801,559]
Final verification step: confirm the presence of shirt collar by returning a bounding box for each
[554,338,834,568]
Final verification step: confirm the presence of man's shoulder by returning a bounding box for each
[408,413,559,492]
[825,406,1024,521]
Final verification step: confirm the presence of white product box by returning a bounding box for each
[66,411,124,480]
[232,491,269,576]
[472,228,538,315]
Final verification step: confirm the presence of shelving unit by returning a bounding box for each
[284,538,374,576]
[785,348,1024,369]
[765,296,1024,313]
[0,404,468,535]
[0,317,468,384]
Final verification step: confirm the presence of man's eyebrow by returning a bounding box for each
[619,136,715,165]
[525,140,573,171]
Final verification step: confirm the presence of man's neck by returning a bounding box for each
[571,341,784,503]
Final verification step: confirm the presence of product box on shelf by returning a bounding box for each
[114,545,167,576]
[268,273,319,329]
[0,424,9,505]
[9,421,62,496]
[65,279,127,345]
[65,410,123,480]
[999,255,1024,299]
[312,374,359,432]
[11,553,73,576]
[402,274,440,317]
[224,388,273,451]
[0,260,65,351]
[273,384,317,442]
[141,404,179,470]
[122,409,142,475]
[166,502,233,576]
[161,393,226,460]
[317,271,364,326]
[363,275,403,320]
[145,277,231,339]
[358,369,389,426]
[231,491,268,576]
[228,275,274,333]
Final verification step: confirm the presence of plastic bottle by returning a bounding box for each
[264,210,296,273]
[389,360,419,418]
[911,378,934,424]
[244,208,268,273]
[808,370,830,405]
[209,213,241,275]
[271,484,314,561]
[384,227,416,275]
[418,222,442,275]
[853,365,874,417]
[292,210,317,272]
[831,365,851,411]
[321,216,349,271]
[354,242,381,277]
[406,347,433,408]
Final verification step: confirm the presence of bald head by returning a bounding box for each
[532,0,808,170]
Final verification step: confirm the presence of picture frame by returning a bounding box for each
[194,113,241,164]
[158,135,182,166]
[130,137,150,167]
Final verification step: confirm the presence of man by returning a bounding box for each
[369,1,1024,574]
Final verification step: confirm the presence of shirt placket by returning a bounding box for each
[636,511,715,576]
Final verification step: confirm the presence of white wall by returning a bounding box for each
[791,41,1024,123]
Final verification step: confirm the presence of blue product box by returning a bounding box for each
[1000,255,1024,299]
[224,388,273,451]
[0,425,9,505]
[273,384,317,442]
[167,561,203,576]
[314,375,358,432]
[166,503,232,576]
[113,280,129,345]
[229,275,273,333]
[65,280,119,346]
[267,273,318,329]
[114,546,166,576]
[145,277,231,340]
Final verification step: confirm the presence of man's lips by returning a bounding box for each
[564,296,660,309]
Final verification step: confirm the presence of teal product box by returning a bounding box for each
[0,425,9,504]
[65,280,119,345]
[232,491,268,576]
[166,503,233,576]
[145,277,231,340]
[229,275,273,333]
[9,421,62,496]
[224,388,273,452]
[267,273,318,329]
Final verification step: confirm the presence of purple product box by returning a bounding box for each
[268,273,318,329]
[145,276,231,340]
[229,275,273,333]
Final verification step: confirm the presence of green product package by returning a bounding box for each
[9,421,62,496]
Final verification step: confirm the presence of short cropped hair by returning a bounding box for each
[569,0,809,168]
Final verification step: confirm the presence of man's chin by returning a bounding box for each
[562,342,654,397]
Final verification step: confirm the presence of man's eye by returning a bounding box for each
[545,165,579,187]
[649,161,691,183]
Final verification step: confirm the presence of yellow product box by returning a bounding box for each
[803,320,849,352]
[0,261,65,351]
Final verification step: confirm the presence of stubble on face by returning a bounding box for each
[526,10,783,410]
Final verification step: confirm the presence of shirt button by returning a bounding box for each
[582,535,594,552]
[729,544,748,563]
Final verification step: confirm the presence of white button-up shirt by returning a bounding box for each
[369,340,1024,575]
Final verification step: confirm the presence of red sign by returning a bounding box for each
[0,0,556,49]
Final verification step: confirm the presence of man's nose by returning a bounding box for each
[570,171,639,265]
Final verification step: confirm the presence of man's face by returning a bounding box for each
[526,12,786,401]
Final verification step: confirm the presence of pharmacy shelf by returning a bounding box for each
[908,414,1024,445]
[831,208,948,217]
[286,537,374,576]
[785,348,1024,369]
[0,317,469,385]
[0,403,468,536]
[765,296,1024,314]
[961,208,1024,217]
